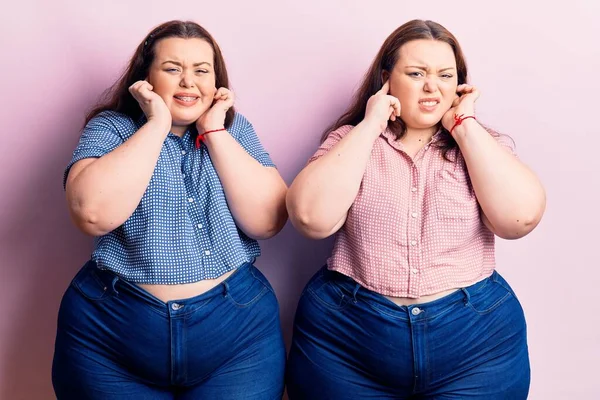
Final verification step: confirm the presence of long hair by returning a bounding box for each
[85,20,235,128]
[324,19,472,158]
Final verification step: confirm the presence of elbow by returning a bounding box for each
[493,212,544,240]
[248,212,288,240]
[68,203,113,237]
[286,198,334,240]
[242,199,289,240]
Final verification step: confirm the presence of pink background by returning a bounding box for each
[1,0,598,398]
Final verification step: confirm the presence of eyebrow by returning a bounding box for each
[161,60,212,67]
[405,65,456,72]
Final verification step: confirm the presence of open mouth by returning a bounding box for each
[174,95,199,102]
[419,99,440,106]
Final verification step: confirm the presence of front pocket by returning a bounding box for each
[225,272,269,308]
[434,169,479,221]
[71,264,113,302]
[466,280,513,315]
[307,277,350,311]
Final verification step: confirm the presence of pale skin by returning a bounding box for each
[286,39,546,305]
[66,38,287,301]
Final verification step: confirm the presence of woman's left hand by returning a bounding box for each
[442,84,480,135]
[197,87,235,132]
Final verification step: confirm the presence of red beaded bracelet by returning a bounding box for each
[195,128,226,148]
[450,113,476,134]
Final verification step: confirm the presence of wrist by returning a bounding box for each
[451,117,479,143]
[359,118,386,137]
[195,127,227,148]
[146,117,172,135]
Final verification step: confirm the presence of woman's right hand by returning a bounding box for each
[363,80,401,133]
[128,80,171,129]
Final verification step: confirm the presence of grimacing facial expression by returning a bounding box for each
[147,38,217,134]
[386,39,459,131]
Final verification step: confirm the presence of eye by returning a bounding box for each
[165,68,180,73]
[441,74,454,79]
[196,69,209,74]
[408,71,423,77]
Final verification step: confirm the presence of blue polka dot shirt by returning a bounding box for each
[64,111,276,284]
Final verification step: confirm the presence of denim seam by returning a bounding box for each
[306,287,350,312]
[72,277,112,302]
[225,286,269,308]
[466,292,513,315]
[363,301,409,321]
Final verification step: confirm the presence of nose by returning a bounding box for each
[180,70,195,88]
[423,75,438,93]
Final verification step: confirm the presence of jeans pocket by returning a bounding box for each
[465,277,514,315]
[307,271,350,311]
[225,267,270,308]
[71,262,114,302]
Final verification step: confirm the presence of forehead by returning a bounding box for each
[153,37,214,62]
[396,39,456,67]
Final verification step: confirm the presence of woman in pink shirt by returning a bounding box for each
[285,19,545,399]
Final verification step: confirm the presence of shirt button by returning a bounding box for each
[410,240,417,246]
[411,307,422,316]
[188,198,194,203]
[411,269,418,274]
[171,303,183,310]
[411,187,417,192]
[204,250,211,256]
[181,150,186,155]
[197,223,203,229]
[411,212,418,218]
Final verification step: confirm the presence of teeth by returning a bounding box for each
[176,96,197,102]
[420,101,437,106]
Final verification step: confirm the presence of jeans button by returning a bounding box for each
[411,307,422,316]
[171,303,183,311]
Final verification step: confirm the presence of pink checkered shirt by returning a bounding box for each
[310,125,516,298]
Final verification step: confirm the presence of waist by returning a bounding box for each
[137,270,236,303]
[384,288,459,306]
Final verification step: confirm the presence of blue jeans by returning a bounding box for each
[52,261,285,399]
[286,267,530,399]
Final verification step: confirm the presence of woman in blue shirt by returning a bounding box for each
[52,20,288,399]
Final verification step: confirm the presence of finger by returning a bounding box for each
[128,80,144,93]
[452,96,461,107]
[457,84,474,94]
[379,80,390,95]
[388,96,401,117]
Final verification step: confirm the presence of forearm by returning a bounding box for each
[286,120,381,239]
[455,119,546,239]
[66,120,170,235]
[203,130,288,240]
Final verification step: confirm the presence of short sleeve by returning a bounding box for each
[63,111,128,188]
[308,125,354,164]
[230,113,275,167]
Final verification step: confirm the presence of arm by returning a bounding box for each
[198,88,288,240]
[286,81,401,239]
[443,85,546,239]
[66,81,172,236]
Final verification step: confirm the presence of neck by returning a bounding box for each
[404,125,438,143]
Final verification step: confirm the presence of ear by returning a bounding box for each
[381,70,390,85]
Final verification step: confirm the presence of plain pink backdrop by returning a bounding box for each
[1,1,598,398]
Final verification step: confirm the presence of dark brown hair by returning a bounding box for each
[324,19,474,157]
[85,20,234,128]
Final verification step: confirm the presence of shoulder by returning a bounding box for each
[85,111,138,138]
